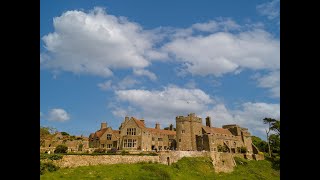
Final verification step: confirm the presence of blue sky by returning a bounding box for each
[40,0,280,139]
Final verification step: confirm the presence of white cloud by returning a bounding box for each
[163,29,280,76]
[41,7,165,77]
[256,0,280,20]
[40,112,43,118]
[205,102,280,138]
[117,76,140,90]
[133,69,157,81]
[98,77,140,91]
[185,80,197,89]
[97,80,112,91]
[255,71,280,98]
[47,108,70,122]
[113,86,214,125]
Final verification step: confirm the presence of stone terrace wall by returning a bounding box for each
[158,151,210,165]
[54,155,159,168]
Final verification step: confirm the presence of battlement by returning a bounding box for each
[176,113,202,123]
[222,124,240,129]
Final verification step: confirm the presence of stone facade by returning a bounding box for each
[41,132,89,152]
[89,117,176,151]
[176,113,258,155]
[89,113,260,156]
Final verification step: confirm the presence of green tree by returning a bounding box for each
[271,120,280,136]
[54,144,68,154]
[251,136,268,152]
[61,132,70,136]
[40,126,56,146]
[263,118,276,156]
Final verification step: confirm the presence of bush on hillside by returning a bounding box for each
[61,132,69,136]
[240,147,247,153]
[93,148,106,154]
[121,150,129,155]
[40,161,59,175]
[54,145,68,154]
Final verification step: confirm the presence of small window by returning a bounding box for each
[182,130,185,134]
[107,134,112,140]
[152,137,155,141]
[179,139,181,142]
[158,138,163,141]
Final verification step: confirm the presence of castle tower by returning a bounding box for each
[176,113,203,151]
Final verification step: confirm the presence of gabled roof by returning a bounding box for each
[112,130,121,138]
[94,128,108,138]
[202,126,233,136]
[132,117,146,128]
[146,128,176,136]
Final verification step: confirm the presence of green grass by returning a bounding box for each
[40,157,279,180]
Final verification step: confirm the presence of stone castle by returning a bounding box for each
[89,113,259,154]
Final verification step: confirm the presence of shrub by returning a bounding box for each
[234,157,248,166]
[93,148,106,154]
[48,154,63,160]
[54,145,68,154]
[121,150,129,155]
[240,147,247,153]
[40,161,59,175]
[217,145,229,152]
[107,148,117,154]
[61,132,70,136]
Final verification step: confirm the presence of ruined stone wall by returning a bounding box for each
[54,155,159,168]
[210,152,236,173]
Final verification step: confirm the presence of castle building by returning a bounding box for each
[89,117,176,151]
[89,113,259,154]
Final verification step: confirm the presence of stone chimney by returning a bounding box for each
[205,116,211,127]
[140,119,145,124]
[155,122,160,129]
[101,122,107,130]
[125,116,129,123]
[169,124,173,131]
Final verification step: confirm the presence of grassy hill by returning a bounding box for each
[40,157,280,180]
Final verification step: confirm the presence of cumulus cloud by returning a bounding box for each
[98,76,140,91]
[205,102,280,138]
[47,108,70,122]
[255,71,280,98]
[256,0,280,20]
[133,69,157,81]
[97,80,113,91]
[163,29,279,76]
[41,7,165,77]
[113,86,214,125]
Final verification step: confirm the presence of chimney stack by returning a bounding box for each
[206,116,211,127]
[155,122,160,129]
[101,122,107,130]
[125,116,129,123]
[140,119,145,124]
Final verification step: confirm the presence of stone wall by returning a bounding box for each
[53,155,159,168]
[49,151,263,173]
[210,152,236,173]
[158,151,210,165]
